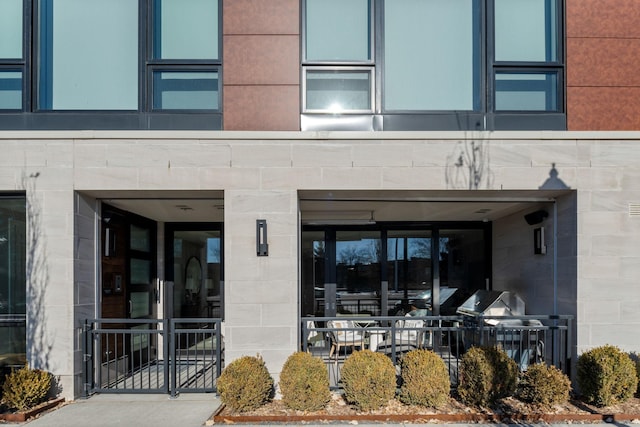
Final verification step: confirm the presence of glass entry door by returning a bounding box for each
[165,223,223,320]
[301,224,490,318]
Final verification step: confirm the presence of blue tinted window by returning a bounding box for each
[0,71,22,110]
[495,0,558,62]
[383,0,481,111]
[153,71,219,110]
[305,0,371,61]
[153,0,219,60]
[495,72,558,111]
[38,0,138,110]
[305,69,372,112]
[0,0,23,59]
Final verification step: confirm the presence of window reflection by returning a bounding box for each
[0,196,26,369]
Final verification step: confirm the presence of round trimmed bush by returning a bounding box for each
[340,350,396,411]
[577,345,638,407]
[279,351,330,411]
[457,346,518,407]
[398,349,450,408]
[1,364,52,412]
[516,363,571,407]
[217,355,274,412]
[636,358,640,395]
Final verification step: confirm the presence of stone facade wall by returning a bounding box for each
[0,131,638,398]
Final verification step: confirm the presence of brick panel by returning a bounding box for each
[567,38,640,87]
[224,35,299,86]
[224,85,300,131]
[224,0,299,35]
[567,87,640,130]
[567,0,640,38]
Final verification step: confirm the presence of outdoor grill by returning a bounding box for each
[457,290,544,370]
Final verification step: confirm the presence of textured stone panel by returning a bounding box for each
[224,36,299,85]
[567,87,640,130]
[224,85,299,131]
[567,0,640,38]
[224,0,298,35]
[567,38,640,87]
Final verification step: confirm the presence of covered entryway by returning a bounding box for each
[299,189,576,319]
[83,191,225,396]
[298,189,576,387]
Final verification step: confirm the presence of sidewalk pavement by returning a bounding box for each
[21,393,221,427]
[18,394,629,427]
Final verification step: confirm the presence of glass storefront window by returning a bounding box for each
[387,230,432,304]
[0,196,26,368]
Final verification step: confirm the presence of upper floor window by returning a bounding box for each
[0,0,25,110]
[1,0,221,129]
[301,0,565,131]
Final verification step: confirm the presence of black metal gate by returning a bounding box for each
[83,318,223,397]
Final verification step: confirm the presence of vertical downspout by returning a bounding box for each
[553,199,559,367]
[553,200,558,316]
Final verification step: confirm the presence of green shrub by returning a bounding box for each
[636,358,640,395]
[1,364,52,412]
[279,351,330,411]
[457,346,518,407]
[516,363,571,407]
[398,349,450,408]
[217,355,274,413]
[340,350,396,411]
[577,345,638,407]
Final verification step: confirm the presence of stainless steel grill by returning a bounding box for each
[457,290,544,370]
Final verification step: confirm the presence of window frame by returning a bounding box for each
[302,66,375,114]
[146,0,222,113]
[487,0,564,115]
[0,0,222,130]
[301,0,566,131]
[0,0,30,112]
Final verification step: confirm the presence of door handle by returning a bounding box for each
[128,300,132,315]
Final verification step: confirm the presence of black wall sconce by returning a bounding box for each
[534,227,546,255]
[104,227,116,257]
[256,219,268,256]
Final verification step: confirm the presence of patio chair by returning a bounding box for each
[326,320,365,359]
[305,320,325,351]
[376,317,425,354]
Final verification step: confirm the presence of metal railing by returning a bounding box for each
[302,314,572,389]
[83,318,223,397]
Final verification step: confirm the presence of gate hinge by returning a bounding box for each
[83,353,92,362]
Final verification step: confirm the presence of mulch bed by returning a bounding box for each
[0,397,65,423]
[210,395,640,424]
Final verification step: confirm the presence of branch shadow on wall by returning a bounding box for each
[445,137,494,190]
[21,171,60,396]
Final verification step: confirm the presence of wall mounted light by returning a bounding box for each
[256,219,268,256]
[534,227,546,255]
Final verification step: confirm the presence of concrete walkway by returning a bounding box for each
[21,393,221,427]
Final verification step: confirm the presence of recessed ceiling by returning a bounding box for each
[89,189,569,223]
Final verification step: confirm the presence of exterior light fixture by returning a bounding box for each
[256,219,268,256]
